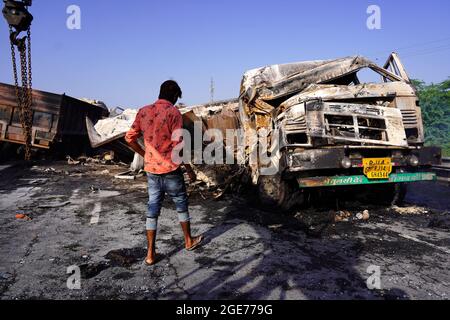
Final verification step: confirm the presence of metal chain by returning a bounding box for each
[24,28,33,160]
[8,26,33,161]
[27,28,32,90]
[9,26,22,109]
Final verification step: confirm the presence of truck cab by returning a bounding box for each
[239,53,441,209]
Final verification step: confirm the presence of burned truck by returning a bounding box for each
[0,82,109,159]
[239,53,441,209]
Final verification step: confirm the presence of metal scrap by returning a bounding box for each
[38,201,71,209]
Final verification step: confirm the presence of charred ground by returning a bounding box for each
[0,161,449,300]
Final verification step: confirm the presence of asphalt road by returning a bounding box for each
[0,161,449,300]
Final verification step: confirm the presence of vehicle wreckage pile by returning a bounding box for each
[0,53,441,207]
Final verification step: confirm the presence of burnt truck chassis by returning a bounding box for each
[239,53,442,209]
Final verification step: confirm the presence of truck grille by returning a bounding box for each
[285,116,308,144]
[401,110,418,127]
[285,116,307,132]
[325,114,387,141]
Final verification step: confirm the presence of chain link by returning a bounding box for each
[8,26,33,161]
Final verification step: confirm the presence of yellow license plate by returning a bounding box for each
[363,158,392,179]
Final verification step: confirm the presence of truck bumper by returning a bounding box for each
[282,146,441,188]
[297,172,436,188]
[283,146,441,173]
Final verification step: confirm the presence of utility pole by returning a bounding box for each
[210,77,215,104]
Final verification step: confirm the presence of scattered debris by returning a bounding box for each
[189,165,247,200]
[356,210,370,221]
[33,167,70,175]
[15,214,32,221]
[194,165,227,188]
[85,109,140,162]
[268,224,283,230]
[390,205,429,216]
[93,109,138,141]
[67,153,118,166]
[69,173,84,178]
[428,214,450,230]
[38,201,71,209]
[335,210,352,222]
[130,154,144,172]
[0,272,13,281]
[18,178,48,185]
[295,210,335,227]
[114,170,144,180]
[0,165,12,172]
[104,247,147,268]
[37,195,66,200]
[67,156,81,165]
[103,152,115,162]
[79,262,110,279]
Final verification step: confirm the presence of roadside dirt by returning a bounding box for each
[0,161,448,300]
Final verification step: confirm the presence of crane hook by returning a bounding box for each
[2,0,33,39]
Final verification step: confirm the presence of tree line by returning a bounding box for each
[413,78,450,157]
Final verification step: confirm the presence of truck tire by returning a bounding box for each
[391,183,408,206]
[365,183,408,206]
[257,175,301,211]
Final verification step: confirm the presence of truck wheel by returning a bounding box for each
[257,175,301,211]
[391,183,408,206]
[365,183,407,206]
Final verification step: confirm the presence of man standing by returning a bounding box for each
[125,80,203,266]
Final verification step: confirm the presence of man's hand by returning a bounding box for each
[187,170,197,183]
[127,141,145,158]
[183,164,197,183]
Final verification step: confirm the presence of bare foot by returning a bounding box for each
[144,255,156,266]
[186,235,204,251]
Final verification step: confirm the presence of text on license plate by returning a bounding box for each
[363,158,392,179]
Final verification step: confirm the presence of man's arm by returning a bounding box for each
[125,111,145,158]
[171,109,197,182]
[127,140,145,158]
[183,163,197,183]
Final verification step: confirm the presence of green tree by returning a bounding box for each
[412,78,450,157]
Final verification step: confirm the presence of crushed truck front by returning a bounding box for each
[239,53,441,208]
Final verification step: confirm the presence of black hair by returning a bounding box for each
[159,80,182,103]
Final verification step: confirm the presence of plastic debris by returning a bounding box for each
[15,213,32,221]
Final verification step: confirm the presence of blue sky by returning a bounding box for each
[1,0,449,108]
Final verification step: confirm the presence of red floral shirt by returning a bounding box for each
[125,99,183,174]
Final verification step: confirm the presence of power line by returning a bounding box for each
[401,44,450,59]
[389,36,450,53]
[366,36,450,60]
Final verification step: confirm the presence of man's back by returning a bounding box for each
[125,99,183,174]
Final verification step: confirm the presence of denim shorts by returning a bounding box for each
[146,169,189,230]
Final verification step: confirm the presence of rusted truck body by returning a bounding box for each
[239,53,441,208]
[0,82,108,156]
